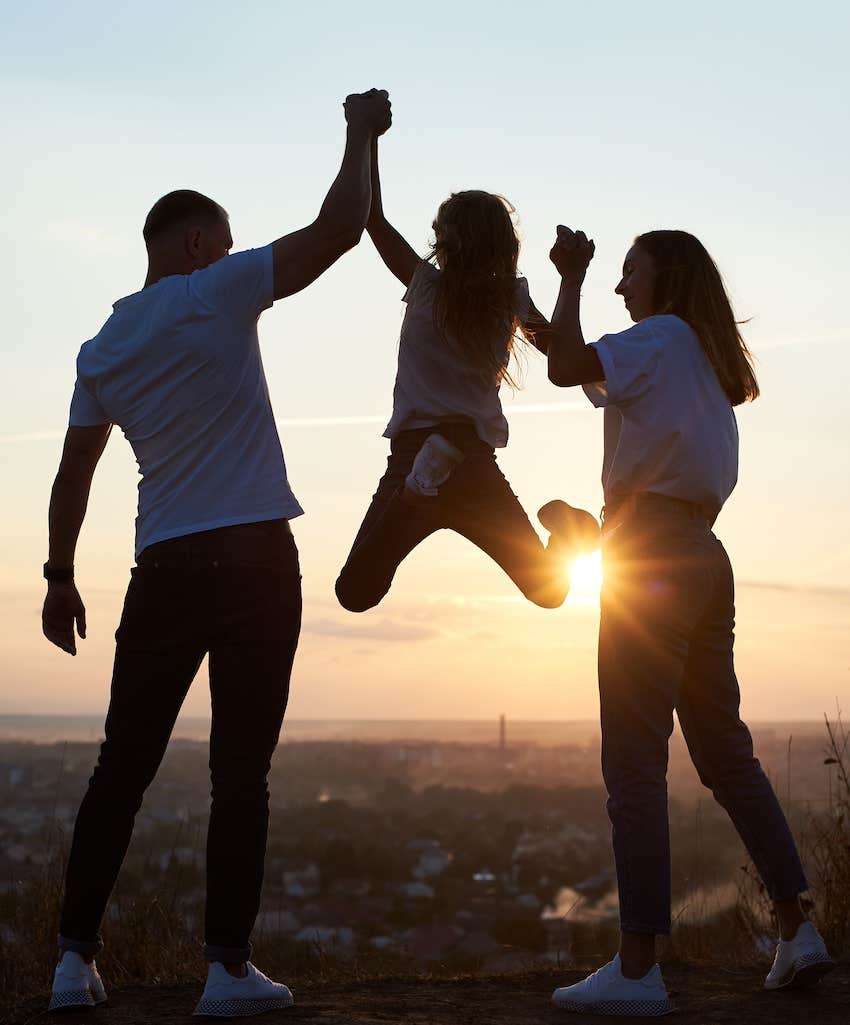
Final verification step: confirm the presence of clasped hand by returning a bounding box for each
[550,225,595,284]
[344,88,392,137]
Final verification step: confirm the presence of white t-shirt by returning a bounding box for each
[69,245,303,557]
[583,314,738,512]
[383,261,531,448]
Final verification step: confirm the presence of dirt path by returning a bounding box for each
[7,965,849,1025]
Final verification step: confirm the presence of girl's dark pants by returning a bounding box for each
[336,424,567,611]
[58,519,301,964]
[599,494,807,934]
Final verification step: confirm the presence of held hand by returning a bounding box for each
[549,225,595,284]
[344,88,392,137]
[42,581,87,656]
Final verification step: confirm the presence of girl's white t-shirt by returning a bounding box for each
[583,314,739,513]
[384,261,531,448]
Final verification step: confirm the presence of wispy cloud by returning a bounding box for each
[738,579,850,601]
[3,327,845,445]
[303,617,442,643]
[0,401,591,444]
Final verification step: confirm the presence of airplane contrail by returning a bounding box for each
[3,328,846,445]
[0,401,591,444]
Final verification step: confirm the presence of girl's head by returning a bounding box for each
[428,191,525,386]
[616,229,759,405]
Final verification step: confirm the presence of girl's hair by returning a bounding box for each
[428,191,529,387]
[634,230,759,405]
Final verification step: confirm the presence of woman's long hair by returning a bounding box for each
[635,230,759,405]
[428,191,528,387]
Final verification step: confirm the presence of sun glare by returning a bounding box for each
[566,551,603,606]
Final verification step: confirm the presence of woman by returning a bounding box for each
[543,227,833,1016]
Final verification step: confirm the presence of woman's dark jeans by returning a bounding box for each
[336,424,568,611]
[58,519,301,964]
[599,495,807,934]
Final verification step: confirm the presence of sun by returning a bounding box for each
[566,551,603,606]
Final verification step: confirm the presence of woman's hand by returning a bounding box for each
[549,225,595,285]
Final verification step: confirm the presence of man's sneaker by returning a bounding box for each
[405,433,465,497]
[48,950,108,1011]
[538,500,600,556]
[193,961,293,1017]
[764,921,835,990]
[552,955,674,1016]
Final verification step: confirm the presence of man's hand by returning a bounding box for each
[42,581,87,656]
[550,225,595,284]
[344,88,392,137]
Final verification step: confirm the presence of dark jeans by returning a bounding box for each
[598,494,807,934]
[59,519,301,963]
[335,424,568,611]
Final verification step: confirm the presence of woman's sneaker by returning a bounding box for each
[764,921,835,990]
[193,961,293,1017]
[538,500,600,556]
[552,956,674,1016]
[48,950,108,1011]
[405,433,465,498]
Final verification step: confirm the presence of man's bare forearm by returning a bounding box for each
[47,473,94,570]
[313,124,374,248]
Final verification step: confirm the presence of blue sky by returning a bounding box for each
[1,1,848,719]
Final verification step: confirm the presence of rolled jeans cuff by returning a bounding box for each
[59,933,104,957]
[204,942,252,964]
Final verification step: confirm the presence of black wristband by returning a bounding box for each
[44,562,74,584]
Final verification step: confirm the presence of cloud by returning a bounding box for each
[0,401,594,445]
[303,617,442,643]
[738,579,850,601]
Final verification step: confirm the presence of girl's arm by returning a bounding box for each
[546,226,604,387]
[367,137,420,287]
[520,299,553,355]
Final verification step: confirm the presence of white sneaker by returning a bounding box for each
[48,950,108,1011]
[764,921,835,990]
[405,433,465,497]
[552,955,674,1016]
[193,961,294,1017]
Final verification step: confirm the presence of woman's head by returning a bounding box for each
[615,230,759,405]
[428,191,526,386]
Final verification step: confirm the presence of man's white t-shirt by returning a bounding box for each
[582,314,738,513]
[69,245,303,557]
[383,261,531,449]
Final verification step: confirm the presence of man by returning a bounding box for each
[42,88,391,1018]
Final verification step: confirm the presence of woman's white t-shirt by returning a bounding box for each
[583,314,738,513]
[384,261,531,448]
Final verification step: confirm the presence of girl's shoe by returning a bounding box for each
[405,433,465,497]
[48,950,108,1011]
[764,922,835,990]
[552,955,674,1016]
[193,961,293,1017]
[538,500,600,555]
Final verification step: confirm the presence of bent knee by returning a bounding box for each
[334,575,381,614]
[525,583,567,609]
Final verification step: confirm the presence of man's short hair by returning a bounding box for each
[143,190,228,245]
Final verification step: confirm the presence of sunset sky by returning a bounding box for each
[1,1,848,724]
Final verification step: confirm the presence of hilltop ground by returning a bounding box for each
[6,965,850,1025]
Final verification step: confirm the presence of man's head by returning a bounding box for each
[143,190,232,275]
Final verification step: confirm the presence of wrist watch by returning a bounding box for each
[44,562,74,583]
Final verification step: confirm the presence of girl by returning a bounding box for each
[544,227,833,1016]
[335,141,598,613]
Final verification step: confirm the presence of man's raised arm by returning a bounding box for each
[42,424,111,655]
[272,89,392,300]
